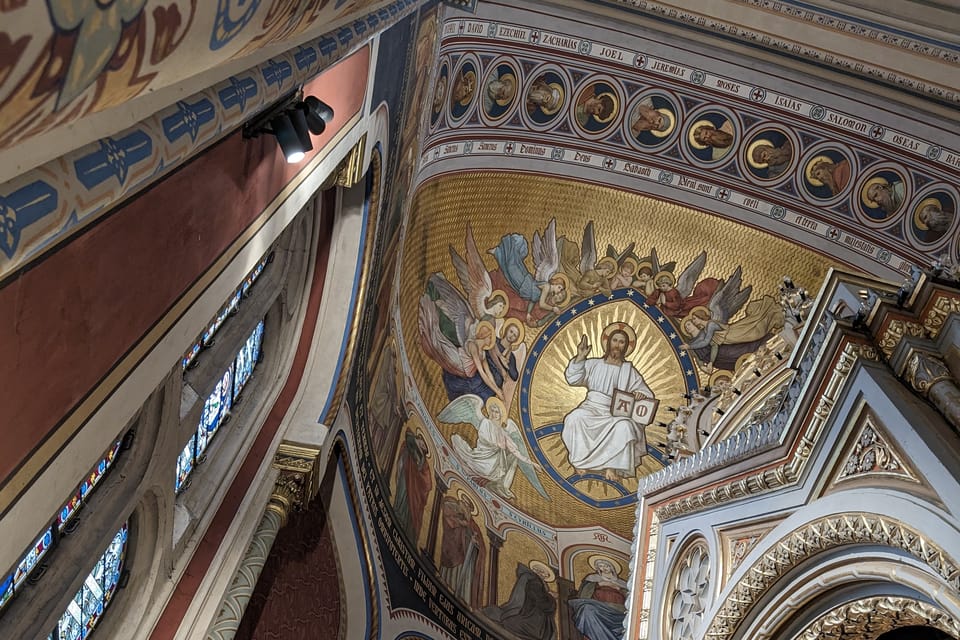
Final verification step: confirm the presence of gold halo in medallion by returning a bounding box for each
[913,197,943,231]
[746,138,774,169]
[804,154,833,187]
[860,176,890,209]
[687,119,714,149]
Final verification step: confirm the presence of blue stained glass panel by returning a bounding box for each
[241,257,268,296]
[58,439,123,531]
[58,598,83,640]
[181,340,202,371]
[14,528,52,589]
[175,436,196,493]
[197,368,233,457]
[54,523,127,640]
[233,321,264,400]
[0,574,13,611]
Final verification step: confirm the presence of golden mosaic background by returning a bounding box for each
[397,171,836,539]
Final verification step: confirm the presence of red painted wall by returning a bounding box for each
[0,47,370,489]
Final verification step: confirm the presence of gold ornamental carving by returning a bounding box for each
[905,351,954,397]
[703,513,960,640]
[923,293,960,339]
[654,341,878,522]
[266,471,305,527]
[878,318,925,358]
[792,596,960,640]
[334,134,367,188]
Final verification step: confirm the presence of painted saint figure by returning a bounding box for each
[749,139,793,179]
[629,99,671,137]
[863,177,905,215]
[568,555,629,640]
[483,64,518,117]
[806,156,851,197]
[439,492,485,607]
[482,561,557,640]
[574,82,618,132]
[562,323,653,481]
[526,76,564,117]
[392,429,432,543]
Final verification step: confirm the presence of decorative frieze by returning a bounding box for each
[792,596,960,640]
[703,514,960,640]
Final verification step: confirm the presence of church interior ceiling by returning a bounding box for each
[346,2,960,638]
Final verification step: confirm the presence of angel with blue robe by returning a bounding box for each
[439,394,549,501]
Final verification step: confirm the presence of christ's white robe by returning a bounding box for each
[562,358,653,473]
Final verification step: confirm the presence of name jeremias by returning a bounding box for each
[651,60,686,77]
[541,33,579,51]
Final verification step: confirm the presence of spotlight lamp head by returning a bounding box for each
[300,96,335,135]
[269,113,307,163]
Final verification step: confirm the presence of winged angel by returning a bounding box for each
[419,224,526,407]
[678,266,785,373]
[490,218,574,327]
[439,394,549,501]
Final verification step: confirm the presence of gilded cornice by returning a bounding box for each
[704,514,960,640]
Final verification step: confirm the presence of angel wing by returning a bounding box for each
[419,293,473,376]
[450,223,494,320]
[637,247,676,275]
[426,273,474,344]
[532,217,560,281]
[578,221,597,276]
[676,251,707,298]
[437,394,485,431]
[504,420,550,499]
[707,266,753,324]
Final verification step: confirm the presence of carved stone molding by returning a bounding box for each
[791,596,960,640]
[703,513,960,640]
[836,421,917,484]
[653,341,879,521]
[669,543,711,640]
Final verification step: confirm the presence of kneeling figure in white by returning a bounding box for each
[562,327,652,481]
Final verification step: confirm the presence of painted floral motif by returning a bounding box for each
[46,0,148,107]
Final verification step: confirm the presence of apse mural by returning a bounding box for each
[344,170,832,638]
[343,4,957,638]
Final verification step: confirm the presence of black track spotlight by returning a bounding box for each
[288,107,314,154]
[300,96,334,134]
[270,113,308,163]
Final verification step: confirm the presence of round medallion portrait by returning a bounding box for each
[799,145,855,204]
[742,126,797,183]
[523,67,567,129]
[624,91,679,150]
[521,292,697,508]
[449,58,479,123]
[481,60,520,123]
[684,108,738,165]
[909,188,956,246]
[857,167,909,223]
[431,60,449,128]
[572,79,621,137]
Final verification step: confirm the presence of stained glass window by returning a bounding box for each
[175,435,196,494]
[52,523,127,640]
[197,367,233,458]
[176,318,265,494]
[233,321,265,400]
[181,253,271,372]
[1,438,124,618]
[58,440,122,532]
